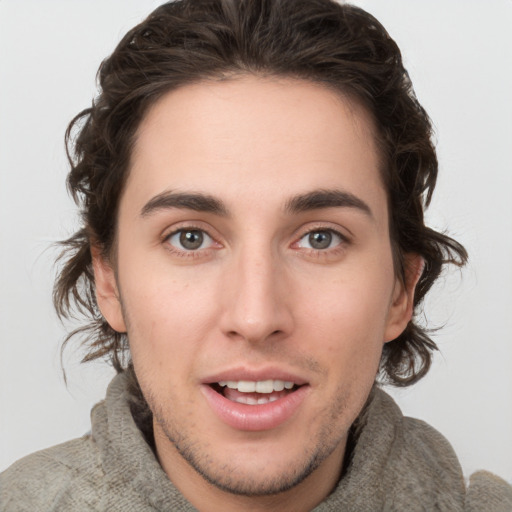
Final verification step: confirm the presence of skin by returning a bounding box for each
[93,76,420,512]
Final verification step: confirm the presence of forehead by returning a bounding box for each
[125,76,387,223]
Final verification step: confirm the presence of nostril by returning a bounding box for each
[223,325,288,344]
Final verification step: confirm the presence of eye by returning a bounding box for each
[166,229,214,251]
[296,229,344,250]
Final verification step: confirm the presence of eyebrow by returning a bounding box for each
[140,188,373,219]
[140,191,229,217]
[285,189,373,218]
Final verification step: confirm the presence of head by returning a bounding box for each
[55,0,467,503]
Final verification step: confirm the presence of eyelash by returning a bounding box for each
[293,227,349,259]
[162,225,350,259]
[163,225,219,259]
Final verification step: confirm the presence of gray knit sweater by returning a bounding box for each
[1,373,511,511]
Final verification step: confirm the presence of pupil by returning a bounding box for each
[180,230,203,250]
[309,231,331,249]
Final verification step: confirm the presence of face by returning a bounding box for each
[94,77,416,507]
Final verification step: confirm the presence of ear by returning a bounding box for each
[91,245,127,333]
[384,254,424,343]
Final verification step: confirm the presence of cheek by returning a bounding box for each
[296,265,394,366]
[119,260,222,366]
[302,278,392,337]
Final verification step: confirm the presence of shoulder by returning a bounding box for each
[375,390,512,511]
[465,471,512,512]
[0,435,104,512]
[400,413,512,510]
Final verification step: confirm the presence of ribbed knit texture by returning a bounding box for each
[1,373,511,511]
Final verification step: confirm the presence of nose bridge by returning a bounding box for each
[220,239,292,343]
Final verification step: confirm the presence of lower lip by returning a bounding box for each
[201,384,309,431]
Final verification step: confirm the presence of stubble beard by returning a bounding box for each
[147,388,351,498]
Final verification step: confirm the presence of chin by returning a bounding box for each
[163,423,344,497]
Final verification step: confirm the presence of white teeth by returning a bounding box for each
[218,379,296,393]
[234,395,281,405]
[238,381,256,393]
[272,380,285,391]
[255,380,273,393]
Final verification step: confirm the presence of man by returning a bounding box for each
[1,0,511,510]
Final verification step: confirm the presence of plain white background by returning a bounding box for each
[1,0,511,482]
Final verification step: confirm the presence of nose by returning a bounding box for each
[219,245,294,345]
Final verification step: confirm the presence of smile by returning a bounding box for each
[218,379,295,392]
[215,380,298,405]
[202,376,309,431]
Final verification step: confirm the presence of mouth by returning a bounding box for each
[201,371,310,430]
[210,379,301,405]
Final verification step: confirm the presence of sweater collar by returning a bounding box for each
[91,372,466,511]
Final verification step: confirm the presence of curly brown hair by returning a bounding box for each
[55,0,467,387]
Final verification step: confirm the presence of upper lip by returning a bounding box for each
[202,366,309,386]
